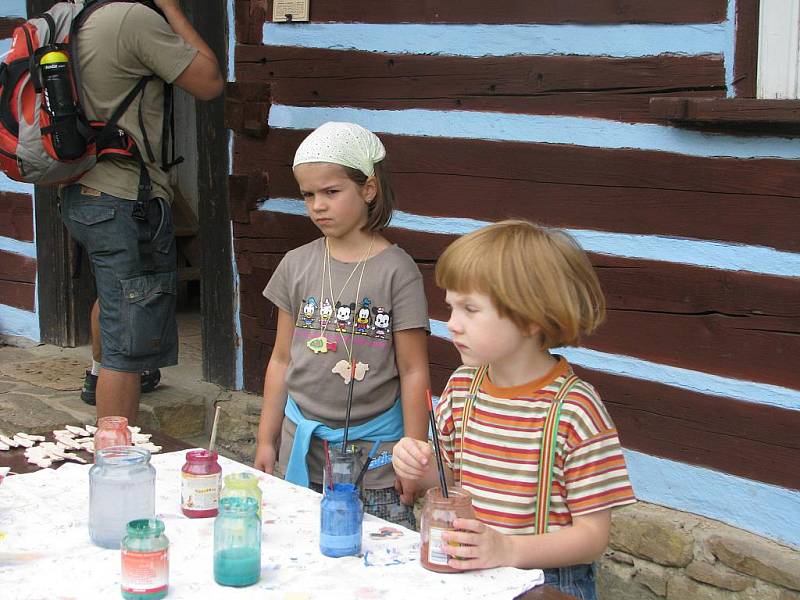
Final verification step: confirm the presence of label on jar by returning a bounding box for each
[427,527,451,565]
[121,548,168,594]
[181,472,221,511]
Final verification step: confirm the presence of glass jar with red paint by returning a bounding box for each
[94,416,132,453]
[181,449,222,518]
[419,486,475,573]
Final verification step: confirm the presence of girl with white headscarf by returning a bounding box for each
[256,122,432,531]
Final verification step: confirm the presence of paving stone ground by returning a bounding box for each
[0,311,256,454]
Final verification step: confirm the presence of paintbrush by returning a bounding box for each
[208,405,220,452]
[323,439,334,490]
[341,359,356,452]
[427,389,449,498]
[354,440,381,489]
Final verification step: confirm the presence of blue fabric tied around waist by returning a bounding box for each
[283,395,404,487]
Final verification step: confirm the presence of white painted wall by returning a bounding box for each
[757,0,800,98]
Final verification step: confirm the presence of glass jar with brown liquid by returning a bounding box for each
[419,486,476,573]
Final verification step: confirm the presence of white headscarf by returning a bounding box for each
[292,122,386,176]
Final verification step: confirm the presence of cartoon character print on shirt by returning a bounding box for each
[354,298,372,334]
[335,301,355,332]
[372,306,392,339]
[319,298,333,323]
[294,291,392,346]
[300,297,318,327]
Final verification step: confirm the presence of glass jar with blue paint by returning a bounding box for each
[213,496,261,587]
[319,482,363,558]
[89,446,155,549]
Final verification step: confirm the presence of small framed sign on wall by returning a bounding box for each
[272,0,310,22]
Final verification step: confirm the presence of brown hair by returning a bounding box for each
[342,159,396,231]
[435,220,605,349]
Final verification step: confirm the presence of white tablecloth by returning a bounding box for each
[0,451,543,599]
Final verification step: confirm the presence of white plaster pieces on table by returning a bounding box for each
[0,451,543,599]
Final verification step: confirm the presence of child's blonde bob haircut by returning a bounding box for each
[435,220,605,350]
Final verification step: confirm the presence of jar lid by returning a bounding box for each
[219,496,258,514]
[185,449,218,462]
[126,518,165,538]
[223,472,258,489]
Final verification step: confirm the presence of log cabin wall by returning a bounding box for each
[0,2,38,342]
[229,1,800,548]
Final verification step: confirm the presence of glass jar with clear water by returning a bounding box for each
[323,446,363,492]
[213,496,261,587]
[89,446,155,549]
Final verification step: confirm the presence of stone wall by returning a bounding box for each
[215,396,800,600]
[599,503,800,600]
[214,393,262,465]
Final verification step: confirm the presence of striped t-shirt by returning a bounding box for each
[435,358,636,534]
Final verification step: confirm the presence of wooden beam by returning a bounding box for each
[651,97,800,123]
[186,0,237,388]
[0,18,24,38]
[0,192,34,241]
[261,0,727,24]
[236,46,724,124]
[734,0,761,97]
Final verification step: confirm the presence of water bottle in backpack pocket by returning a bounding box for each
[39,50,87,161]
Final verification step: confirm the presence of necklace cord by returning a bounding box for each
[321,235,375,362]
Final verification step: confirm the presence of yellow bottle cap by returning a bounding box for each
[40,51,69,65]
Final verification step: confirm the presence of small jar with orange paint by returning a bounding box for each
[419,486,476,573]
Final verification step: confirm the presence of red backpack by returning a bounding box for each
[0,0,180,195]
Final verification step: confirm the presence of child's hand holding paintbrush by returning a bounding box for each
[390,391,453,493]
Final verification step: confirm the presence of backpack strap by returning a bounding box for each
[535,373,580,535]
[160,83,183,171]
[131,157,155,272]
[84,75,151,143]
[68,0,118,114]
[40,12,56,45]
[21,24,42,92]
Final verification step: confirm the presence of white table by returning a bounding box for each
[0,451,543,599]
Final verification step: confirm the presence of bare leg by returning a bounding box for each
[96,369,140,423]
[91,299,101,362]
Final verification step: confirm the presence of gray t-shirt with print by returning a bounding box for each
[263,237,430,489]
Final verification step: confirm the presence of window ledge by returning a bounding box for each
[650,98,800,125]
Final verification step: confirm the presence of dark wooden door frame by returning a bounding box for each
[28,0,236,388]
[189,0,236,388]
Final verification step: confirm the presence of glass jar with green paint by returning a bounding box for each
[214,496,261,587]
[120,518,169,600]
